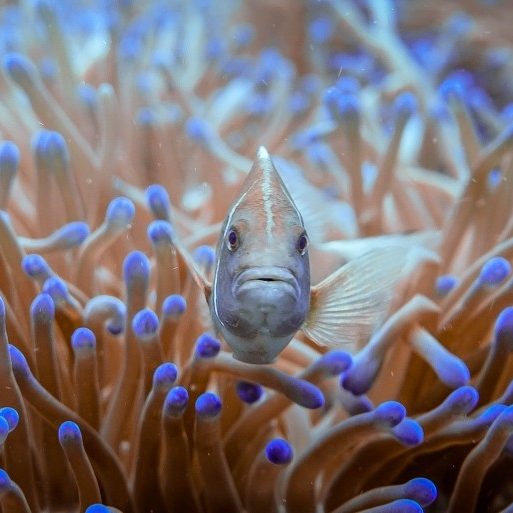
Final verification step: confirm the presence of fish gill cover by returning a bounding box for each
[0,0,512,512]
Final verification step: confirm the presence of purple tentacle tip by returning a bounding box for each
[478,257,511,287]
[334,93,360,122]
[22,254,51,279]
[85,506,110,513]
[185,117,211,143]
[123,251,150,283]
[71,327,96,352]
[105,197,135,228]
[446,386,479,414]
[480,404,507,426]
[373,401,406,427]
[195,392,222,418]
[265,438,293,465]
[236,381,263,404]
[317,350,352,376]
[435,351,470,389]
[405,478,437,507]
[145,184,171,219]
[153,362,178,390]
[33,130,69,171]
[193,245,215,269]
[147,220,173,245]
[435,274,458,296]
[55,221,90,247]
[8,345,30,377]
[132,308,159,339]
[294,380,324,409]
[394,91,417,117]
[195,333,221,358]
[162,294,187,319]
[30,293,55,321]
[341,351,381,395]
[164,386,189,417]
[3,53,36,85]
[0,407,19,432]
[392,418,424,446]
[58,421,82,445]
[0,141,20,174]
[43,276,69,304]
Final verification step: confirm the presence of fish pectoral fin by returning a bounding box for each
[302,247,408,348]
[172,234,212,299]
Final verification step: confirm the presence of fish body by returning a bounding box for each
[210,147,311,363]
[175,147,406,364]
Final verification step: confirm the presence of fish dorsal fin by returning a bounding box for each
[302,247,407,348]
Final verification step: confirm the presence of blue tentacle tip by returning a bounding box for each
[153,362,178,390]
[71,327,96,352]
[0,407,19,432]
[195,333,221,358]
[164,386,189,417]
[132,308,159,339]
[265,438,293,465]
[162,294,187,319]
[58,421,82,445]
[195,392,222,418]
[236,381,263,404]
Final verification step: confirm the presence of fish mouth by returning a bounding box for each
[233,267,299,298]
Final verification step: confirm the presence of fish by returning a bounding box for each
[173,146,407,364]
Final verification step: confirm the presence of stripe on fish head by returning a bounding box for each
[222,146,304,248]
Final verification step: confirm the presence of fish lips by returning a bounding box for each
[233,267,300,301]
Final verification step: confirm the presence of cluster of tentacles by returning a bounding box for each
[0,1,513,512]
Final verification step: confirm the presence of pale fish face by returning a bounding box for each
[211,148,310,364]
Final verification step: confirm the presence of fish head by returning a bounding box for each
[211,147,310,364]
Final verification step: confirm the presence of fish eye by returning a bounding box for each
[297,233,308,255]
[227,228,239,251]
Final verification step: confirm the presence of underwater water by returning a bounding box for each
[1,0,513,512]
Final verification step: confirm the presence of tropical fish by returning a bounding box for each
[174,146,406,364]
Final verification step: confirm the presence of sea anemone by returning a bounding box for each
[0,1,513,512]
